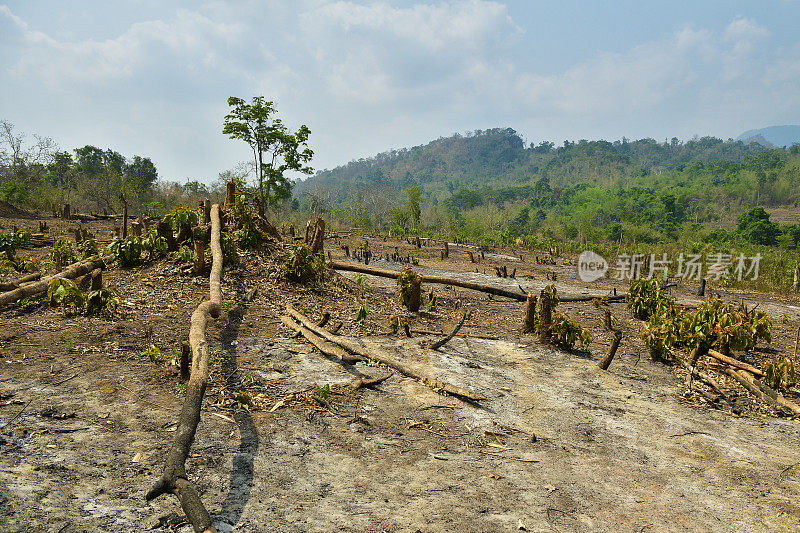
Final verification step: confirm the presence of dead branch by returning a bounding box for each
[146,204,223,533]
[707,349,764,377]
[431,311,469,351]
[287,305,485,402]
[352,372,394,390]
[0,257,106,309]
[598,330,622,370]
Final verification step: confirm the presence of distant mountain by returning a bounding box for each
[737,125,800,147]
[295,129,769,204]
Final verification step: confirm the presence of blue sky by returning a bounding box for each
[2,1,799,184]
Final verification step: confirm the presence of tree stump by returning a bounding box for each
[62,203,71,220]
[122,197,128,238]
[310,218,325,254]
[180,341,190,382]
[203,199,211,225]
[522,293,537,333]
[193,240,205,275]
[697,278,706,297]
[225,179,236,209]
[444,241,449,258]
[90,269,102,292]
[468,251,475,263]
[538,290,552,344]
[157,220,178,252]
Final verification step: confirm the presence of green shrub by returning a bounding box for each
[626,278,666,320]
[282,243,324,283]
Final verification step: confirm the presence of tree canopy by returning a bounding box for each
[222,96,313,212]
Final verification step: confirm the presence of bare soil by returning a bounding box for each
[1,214,799,532]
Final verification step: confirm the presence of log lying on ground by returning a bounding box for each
[707,349,764,377]
[329,260,625,303]
[329,260,528,301]
[287,305,485,402]
[0,272,42,292]
[723,368,800,416]
[146,204,223,533]
[0,257,106,308]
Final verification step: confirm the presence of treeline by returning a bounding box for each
[0,120,242,216]
[297,128,772,203]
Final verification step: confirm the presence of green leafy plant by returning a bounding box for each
[314,383,330,401]
[282,243,324,283]
[0,229,31,260]
[172,244,195,263]
[163,206,200,232]
[62,337,76,353]
[763,357,795,390]
[143,345,162,364]
[626,278,666,320]
[106,237,144,267]
[86,288,121,317]
[77,237,99,259]
[50,237,77,269]
[141,226,169,260]
[47,277,85,312]
[355,305,369,322]
[388,315,400,334]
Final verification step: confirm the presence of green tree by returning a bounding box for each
[405,185,422,230]
[222,96,313,212]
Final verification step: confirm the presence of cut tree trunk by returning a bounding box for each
[538,290,552,344]
[0,272,42,292]
[146,204,223,533]
[522,293,537,333]
[430,311,469,351]
[310,217,325,254]
[286,306,485,402]
[0,257,106,309]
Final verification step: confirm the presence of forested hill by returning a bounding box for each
[295,128,770,203]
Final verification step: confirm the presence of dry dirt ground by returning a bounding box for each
[1,212,800,532]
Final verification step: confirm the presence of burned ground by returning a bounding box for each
[1,213,799,532]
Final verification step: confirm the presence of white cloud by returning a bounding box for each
[2,7,243,87]
[299,0,519,103]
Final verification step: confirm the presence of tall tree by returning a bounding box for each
[222,96,313,212]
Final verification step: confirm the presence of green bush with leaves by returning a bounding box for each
[164,205,200,232]
[86,288,121,317]
[763,357,795,390]
[549,311,593,350]
[106,237,144,267]
[640,296,772,360]
[282,243,324,283]
[0,229,31,260]
[626,278,666,320]
[141,226,169,260]
[50,237,77,269]
[48,278,85,313]
[77,237,99,259]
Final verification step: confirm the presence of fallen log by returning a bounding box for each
[0,271,42,292]
[723,368,800,417]
[146,204,223,533]
[0,257,106,309]
[329,260,528,301]
[707,349,764,377]
[287,305,485,402]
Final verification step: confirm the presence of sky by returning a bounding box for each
[2,1,800,184]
